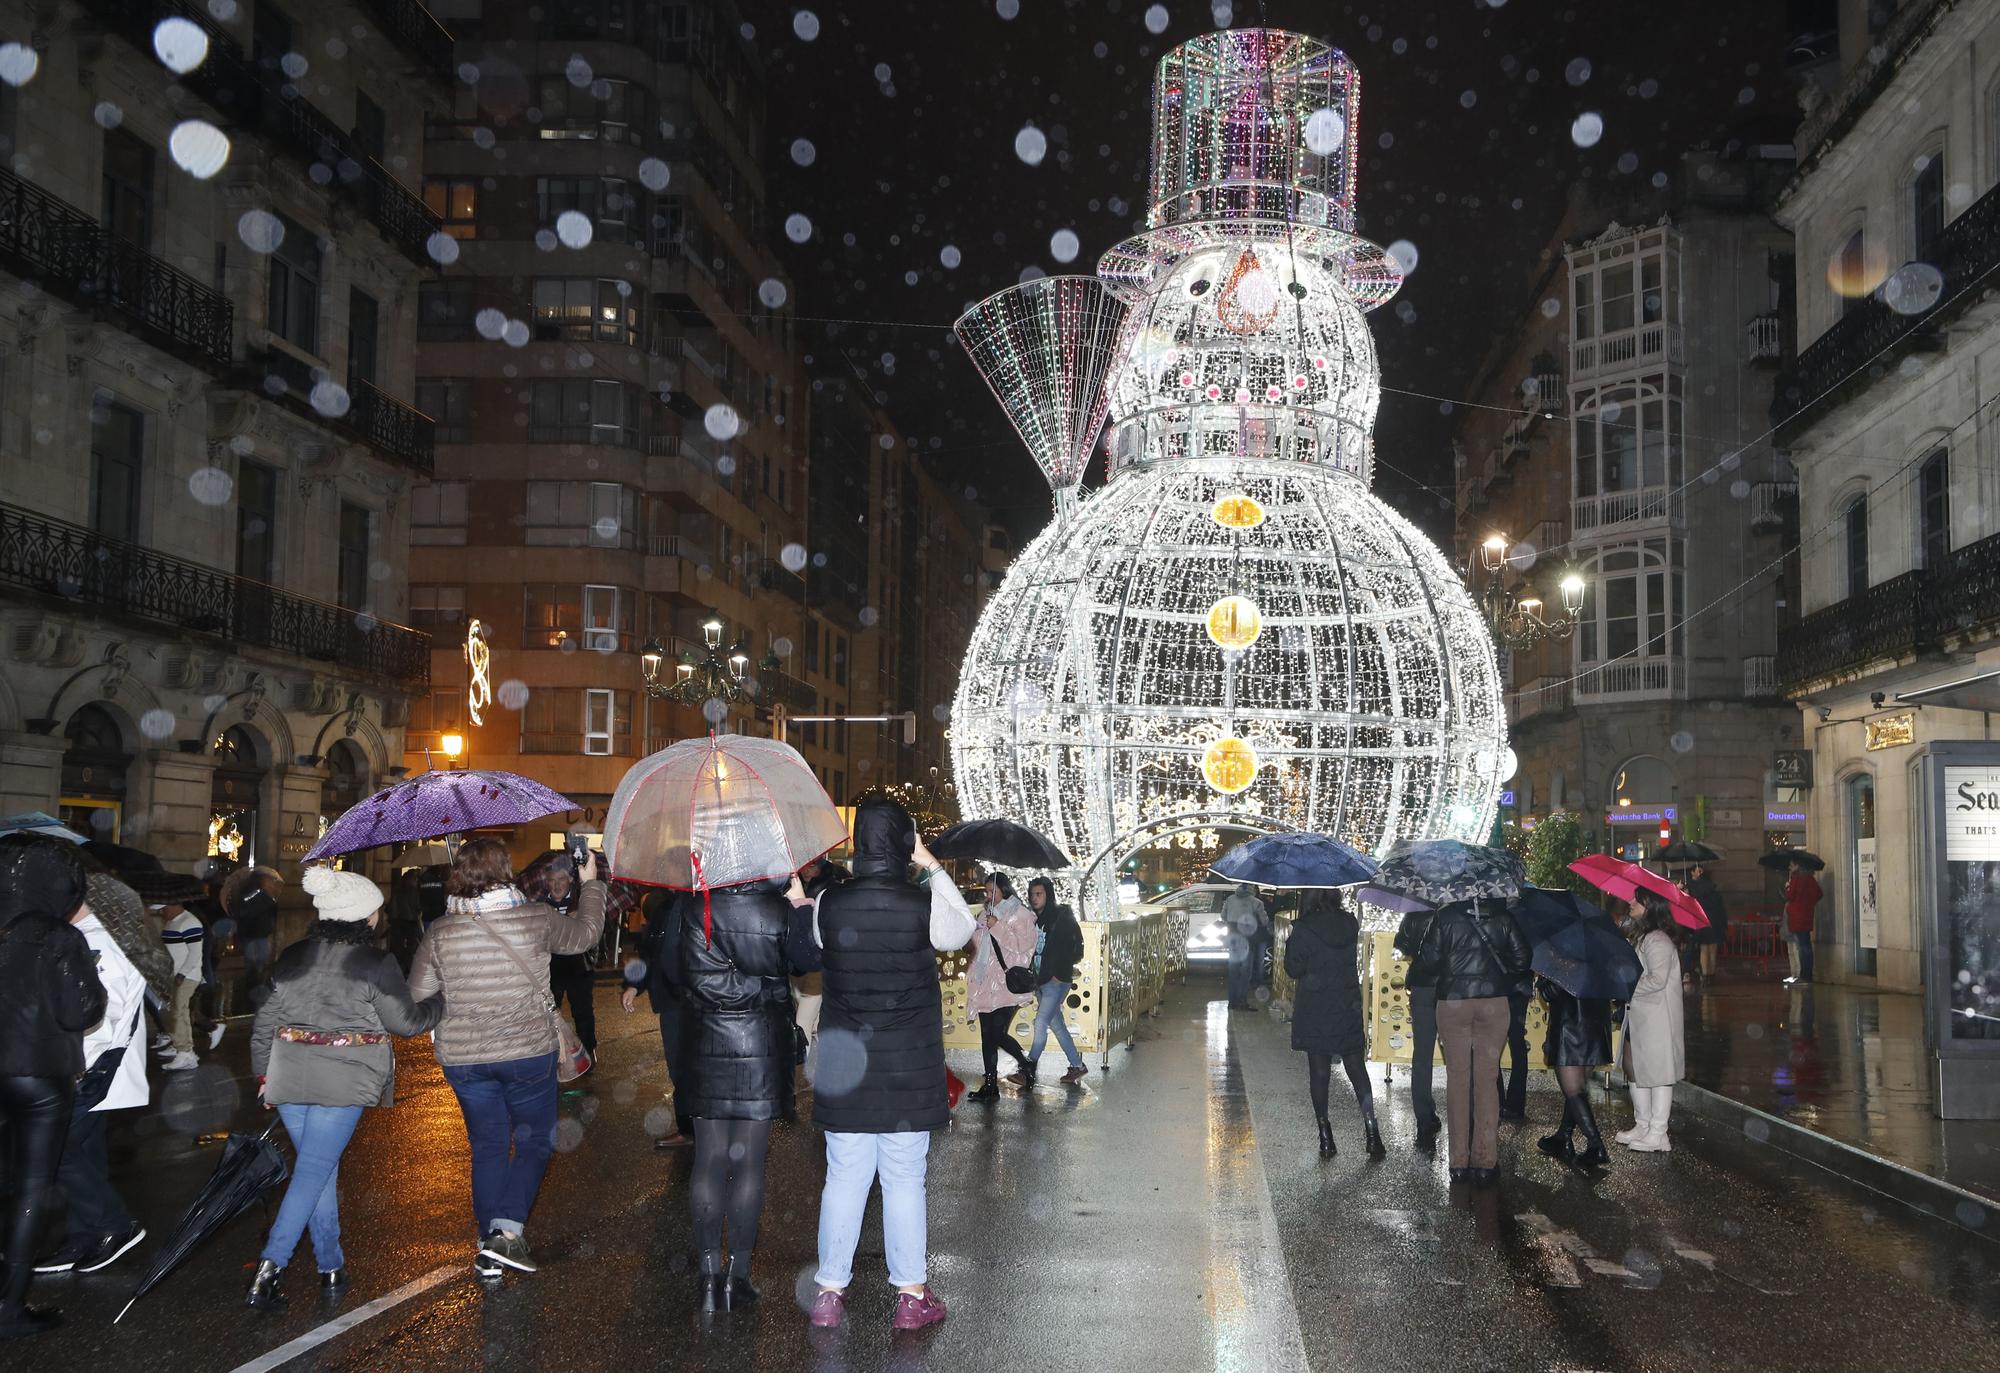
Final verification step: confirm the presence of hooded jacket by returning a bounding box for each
[1409,899,1533,1002]
[0,840,109,1078]
[814,802,954,1134]
[677,882,797,1121]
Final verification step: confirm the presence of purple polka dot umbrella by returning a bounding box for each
[305,769,579,862]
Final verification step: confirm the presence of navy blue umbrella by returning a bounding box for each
[1211,832,1378,890]
[1509,887,1642,1001]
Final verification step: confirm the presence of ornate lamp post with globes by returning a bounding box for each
[1471,532,1587,650]
[639,616,752,708]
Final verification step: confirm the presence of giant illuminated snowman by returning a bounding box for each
[950,29,1508,914]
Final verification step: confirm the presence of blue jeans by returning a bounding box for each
[1792,932,1815,981]
[815,1131,930,1290]
[1028,980,1082,1070]
[262,1103,363,1270]
[442,1052,558,1237]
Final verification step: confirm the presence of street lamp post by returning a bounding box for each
[640,616,754,709]
[1469,531,1585,649]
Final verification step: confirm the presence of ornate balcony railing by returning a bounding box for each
[359,0,456,81]
[754,668,820,714]
[1571,485,1683,533]
[1571,321,1683,380]
[1777,570,1927,692]
[244,343,435,475]
[1746,312,1784,364]
[1574,655,1686,701]
[0,502,429,688]
[1743,654,1780,700]
[0,166,231,370]
[1508,675,1571,724]
[76,0,441,264]
[1749,480,1797,533]
[752,560,807,605]
[1774,178,2000,433]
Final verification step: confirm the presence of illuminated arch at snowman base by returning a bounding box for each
[1069,807,1298,918]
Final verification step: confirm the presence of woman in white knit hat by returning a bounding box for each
[243,866,443,1313]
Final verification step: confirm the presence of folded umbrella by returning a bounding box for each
[1508,887,1642,1001]
[1566,857,1710,931]
[1656,840,1722,864]
[1758,848,1825,871]
[930,818,1070,870]
[1211,832,1378,890]
[115,1121,289,1323]
[305,769,578,862]
[1372,838,1524,906]
[603,734,845,907]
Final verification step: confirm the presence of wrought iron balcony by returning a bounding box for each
[0,166,231,370]
[752,560,807,605]
[1774,179,2000,434]
[753,667,819,714]
[359,0,456,81]
[0,501,430,689]
[1748,480,1797,533]
[75,0,442,265]
[244,343,435,475]
[1777,570,1927,693]
[1746,312,1784,364]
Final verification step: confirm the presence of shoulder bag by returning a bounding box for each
[991,933,1036,996]
[469,919,591,1083]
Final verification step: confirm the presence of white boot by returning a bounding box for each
[1630,1086,1672,1152]
[1615,1086,1650,1146]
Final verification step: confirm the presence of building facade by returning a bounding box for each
[1774,0,2000,996]
[0,0,446,890]
[1455,156,1802,920]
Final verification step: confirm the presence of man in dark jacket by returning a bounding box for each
[621,888,691,1150]
[1393,907,1442,1143]
[803,801,974,1333]
[1010,876,1088,1086]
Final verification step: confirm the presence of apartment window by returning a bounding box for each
[1600,262,1635,333]
[408,686,462,735]
[1573,385,1679,498]
[1911,151,1946,263]
[408,584,465,627]
[804,619,820,673]
[423,179,478,240]
[531,278,637,344]
[1577,540,1682,664]
[101,128,154,248]
[410,480,468,528]
[1844,495,1870,600]
[1920,450,1950,569]
[267,215,320,353]
[523,480,637,549]
[524,584,582,649]
[582,688,633,755]
[528,379,638,447]
[89,399,144,543]
[537,77,639,143]
[582,584,626,652]
[834,634,847,688]
[414,378,471,442]
[353,91,386,163]
[237,459,278,583]
[337,502,371,611]
[649,195,686,256]
[347,288,379,387]
[417,281,475,340]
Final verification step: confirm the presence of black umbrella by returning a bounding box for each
[1507,887,1642,1001]
[115,1122,289,1323]
[1656,840,1722,864]
[928,818,1070,870]
[1759,849,1825,871]
[81,840,165,877]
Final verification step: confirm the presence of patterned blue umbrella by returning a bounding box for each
[1211,832,1379,889]
[1373,838,1525,906]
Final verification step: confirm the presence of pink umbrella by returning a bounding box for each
[602,735,846,941]
[1566,856,1710,931]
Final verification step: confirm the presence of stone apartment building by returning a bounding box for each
[0,0,448,887]
[1454,156,1804,919]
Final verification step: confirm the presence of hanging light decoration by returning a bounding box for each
[950,28,1506,916]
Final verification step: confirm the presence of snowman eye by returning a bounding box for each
[1188,278,1212,296]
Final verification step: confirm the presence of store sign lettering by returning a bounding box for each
[1945,767,2000,862]
[1955,783,2000,811]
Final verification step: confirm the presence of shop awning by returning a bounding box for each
[1897,670,2000,713]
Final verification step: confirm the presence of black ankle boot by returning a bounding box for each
[724,1276,760,1310]
[1363,1116,1386,1157]
[1537,1097,1579,1164]
[245,1259,287,1312]
[698,1254,725,1313]
[1571,1094,1610,1168]
[1317,1116,1336,1157]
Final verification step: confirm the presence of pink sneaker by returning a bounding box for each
[808,1288,846,1328]
[891,1285,947,1331]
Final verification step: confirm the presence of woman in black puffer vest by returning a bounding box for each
[0,836,108,1340]
[677,876,797,1313]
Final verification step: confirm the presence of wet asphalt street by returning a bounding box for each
[17,973,2000,1373]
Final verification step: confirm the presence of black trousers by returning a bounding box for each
[658,996,689,1134]
[55,1104,133,1240]
[978,1007,1028,1082]
[1499,989,1530,1116]
[1407,985,1438,1123]
[0,1075,73,1314]
[552,966,597,1054]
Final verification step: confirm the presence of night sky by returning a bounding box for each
[738,0,1800,542]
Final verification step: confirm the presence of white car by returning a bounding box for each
[1130,883,1291,963]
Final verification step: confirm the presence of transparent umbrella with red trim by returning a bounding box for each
[603,735,847,938]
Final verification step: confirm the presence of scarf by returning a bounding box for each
[445,885,529,917]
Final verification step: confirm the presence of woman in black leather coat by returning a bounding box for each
[677,876,798,1312]
[1533,977,1614,1168]
[0,836,108,1339]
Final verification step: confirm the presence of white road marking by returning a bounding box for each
[227,1263,459,1373]
[1221,1014,1316,1371]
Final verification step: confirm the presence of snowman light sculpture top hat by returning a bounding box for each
[951,28,1511,917]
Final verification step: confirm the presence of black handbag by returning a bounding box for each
[993,934,1036,995]
[74,1007,142,1112]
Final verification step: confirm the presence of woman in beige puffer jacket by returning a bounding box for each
[408,839,605,1279]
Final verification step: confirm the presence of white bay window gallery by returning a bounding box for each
[1574,538,1685,696]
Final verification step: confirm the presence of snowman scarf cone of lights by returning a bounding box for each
[950,29,1510,920]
